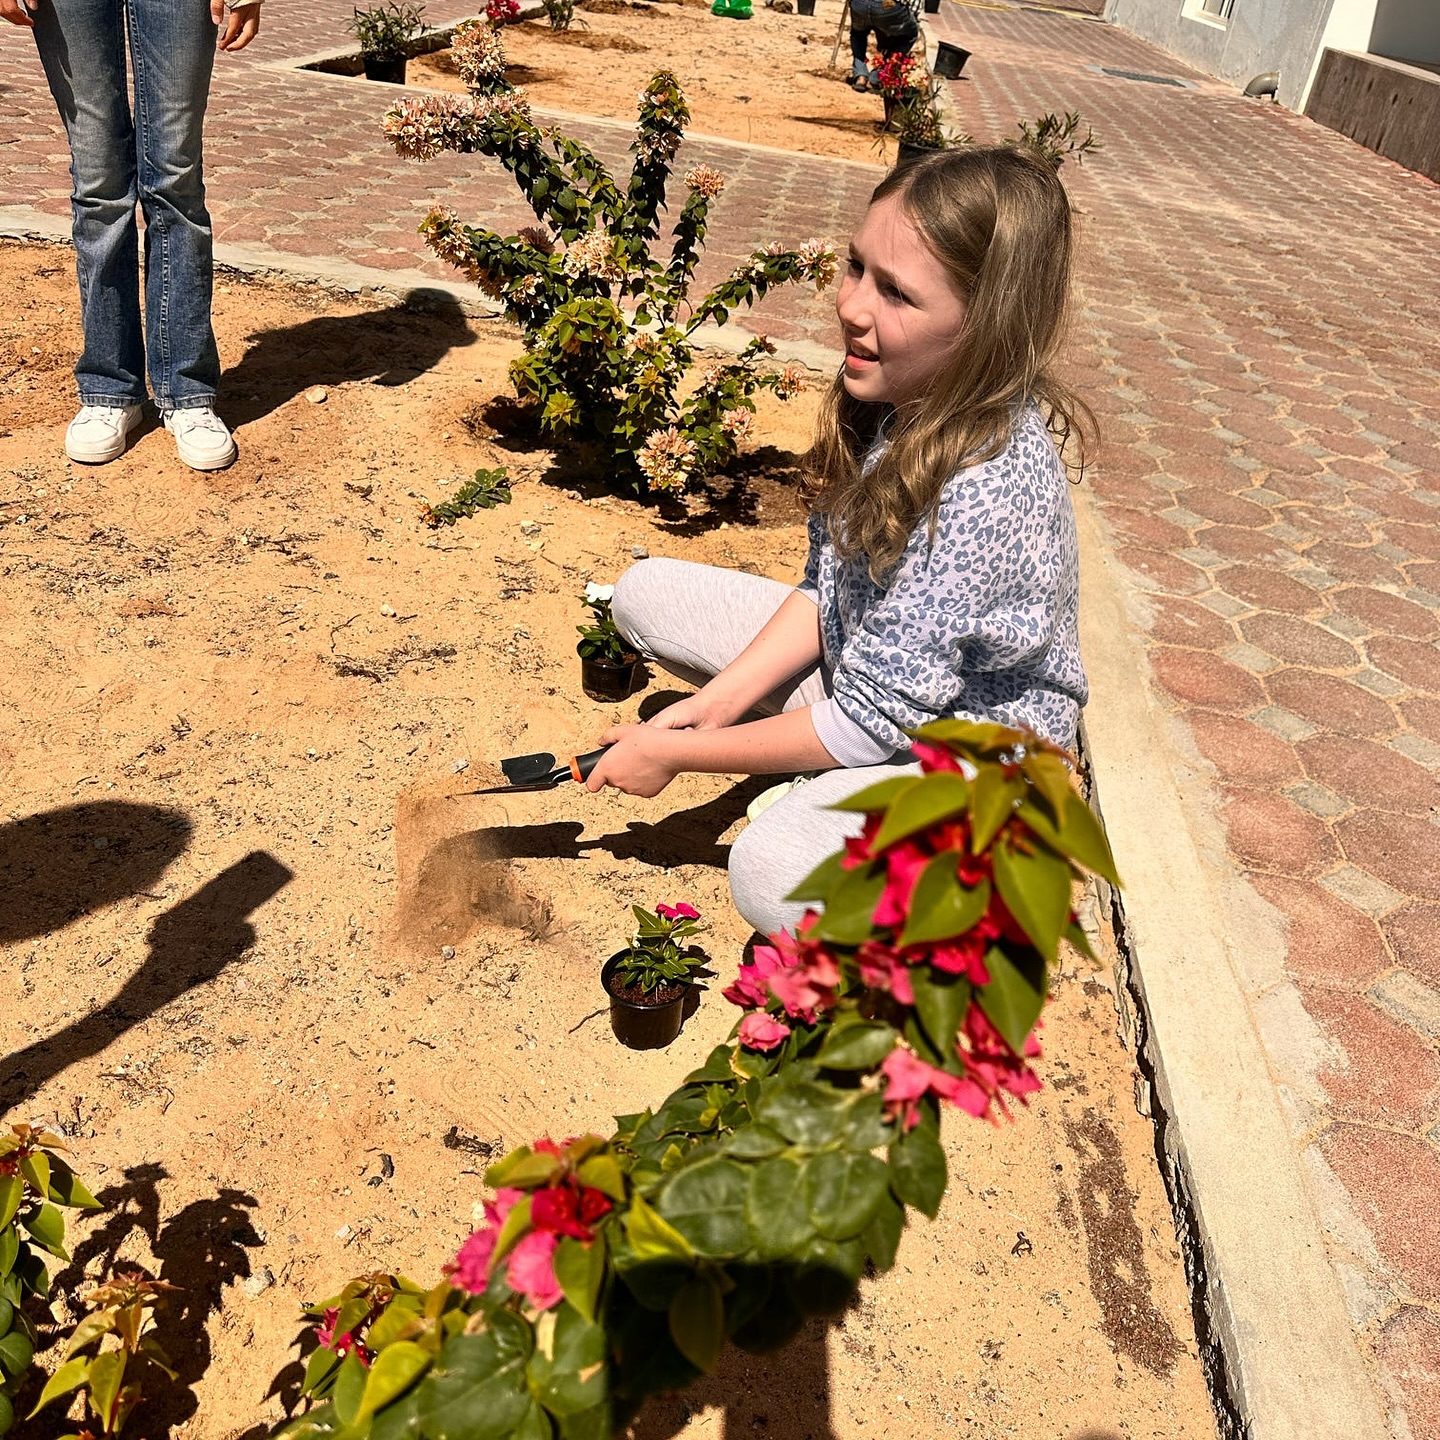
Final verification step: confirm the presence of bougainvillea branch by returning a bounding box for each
[380,22,835,495]
[270,720,1119,1440]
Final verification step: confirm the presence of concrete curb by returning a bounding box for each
[0,208,844,373]
[1073,490,1389,1440]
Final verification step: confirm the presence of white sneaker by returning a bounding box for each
[65,403,144,464]
[163,406,237,471]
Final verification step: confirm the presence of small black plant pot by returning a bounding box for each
[923,0,940,12]
[933,41,969,78]
[896,140,942,167]
[580,650,639,702]
[796,0,816,13]
[603,953,688,1050]
[363,54,407,83]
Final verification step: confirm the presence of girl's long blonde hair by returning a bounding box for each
[805,145,1095,579]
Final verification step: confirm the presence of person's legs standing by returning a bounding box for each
[129,0,220,414]
[32,0,146,413]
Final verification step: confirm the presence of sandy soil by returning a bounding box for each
[0,239,1215,1440]
[407,0,897,164]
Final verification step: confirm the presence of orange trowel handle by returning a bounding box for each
[569,748,607,784]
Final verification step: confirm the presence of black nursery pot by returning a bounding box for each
[932,41,969,78]
[896,140,942,168]
[363,55,407,83]
[796,0,816,13]
[923,0,940,12]
[580,650,639,702]
[602,953,688,1050]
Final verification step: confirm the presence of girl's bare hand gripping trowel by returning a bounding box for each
[453,747,607,796]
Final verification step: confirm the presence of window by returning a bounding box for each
[1199,0,1235,18]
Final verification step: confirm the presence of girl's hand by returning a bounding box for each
[212,0,261,50]
[585,725,682,798]
[645,692,736,732]
[1,0,37,29]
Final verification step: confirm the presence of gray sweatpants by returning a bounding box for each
[611,558,919,938]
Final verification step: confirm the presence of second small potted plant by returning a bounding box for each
[602,902,705,1050]
[349,1,426,84]
[577,582,641,702]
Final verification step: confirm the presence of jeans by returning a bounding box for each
[33,0,221,410]
[610,557,920,938]
[848,0,918,81]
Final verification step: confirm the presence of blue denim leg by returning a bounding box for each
[32,0,146,406]
[129,0,220,409]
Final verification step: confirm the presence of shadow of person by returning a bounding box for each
[0,851,293,1114]
[0,801,192,945]
[219,289,476,429]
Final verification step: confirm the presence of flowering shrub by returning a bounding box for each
[485,0,520,20]
[382,25,836,495]
[611,902,706,995]
[271,720,1117,1439]
[0,1125,101,1437]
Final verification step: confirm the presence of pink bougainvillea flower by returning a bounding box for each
[911,740,964,774]
[925,911,1000,983]
[767,944,840,1023]
[656,901,700,921]
[448,1228,498,1294]
[531,1182,612,1242]
[873,838,931,929]
[723,928,801,1010]
[506,1229,563,1310]
[960,1007,1042,1116]
[738,1011,791,1052]
[315,1307,371,1366]
[880,1047,969,1130]
[855,941,914,1006]
[446,1186,523,1295]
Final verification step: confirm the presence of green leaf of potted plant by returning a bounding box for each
[577,583,641,701]
[349,1,426,84]
[603,902,706,1049]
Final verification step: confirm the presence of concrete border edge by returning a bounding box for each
[1074,492,1388,1440]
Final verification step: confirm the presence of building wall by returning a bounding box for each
[1107,0,1337,108]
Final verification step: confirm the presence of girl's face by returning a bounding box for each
[835,193,968,407]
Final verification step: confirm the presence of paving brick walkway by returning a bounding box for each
[3,1,1440,1433]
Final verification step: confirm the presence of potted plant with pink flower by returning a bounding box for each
[603,902,706,1049]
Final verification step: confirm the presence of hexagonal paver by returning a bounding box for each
[1265,670,1398,739]
[1249,872,1393,985]
[1336,812,1440,901]
[1294,735,1440,815]
[1221,787,1338,877]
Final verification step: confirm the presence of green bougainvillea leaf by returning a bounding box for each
[976,945,1048,1056]
[871,772,971,852]
[898,855,990,948]
[668,1275,724,1373]
[815,1020,896,1072]
[657,1158,749,1258]
[526,1306,607,1418]
[888,1120,947,1220]
[992,840,1071,964]
[744,1158,812,1260]
[803,1151,891,1242]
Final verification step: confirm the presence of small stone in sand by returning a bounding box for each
[306,386,328,404]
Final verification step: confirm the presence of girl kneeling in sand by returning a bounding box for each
[585,146,1093,937]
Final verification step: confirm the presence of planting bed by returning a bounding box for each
[0,240,1215,1438]
[407,0,897,165]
